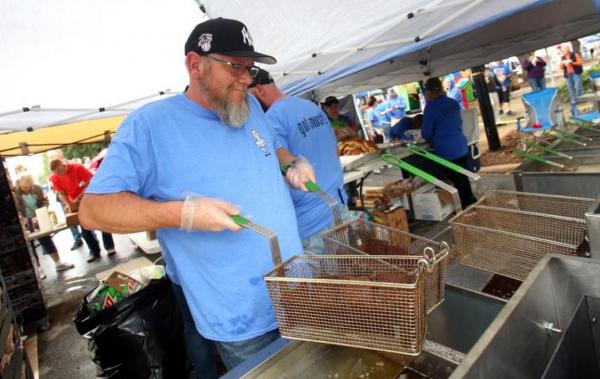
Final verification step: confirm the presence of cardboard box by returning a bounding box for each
[411,183,455,221]
[371,207,409,231]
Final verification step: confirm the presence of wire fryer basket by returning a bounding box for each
[477,190,593,220]
[263,254,431,355]
[321,219,449,313]
[450,205,588,281]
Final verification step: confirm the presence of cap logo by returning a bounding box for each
[198,33,213,52]
[241,26,254,47]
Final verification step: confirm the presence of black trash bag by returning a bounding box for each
[74,277,187,379]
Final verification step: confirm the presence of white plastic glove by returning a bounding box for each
[180,194,241,232]
[285,157,316,192]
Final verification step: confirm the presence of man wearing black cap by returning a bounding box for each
[249,68,349,254]
[420,77,475,207]
[79,18,314,377]
[321,96,357,141]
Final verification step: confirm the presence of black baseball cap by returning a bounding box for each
[185,18,276,64]
[323,96,339,106]
[249,68,275,88]
[425,77,442,91]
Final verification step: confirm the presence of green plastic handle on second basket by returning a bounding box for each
[406,145,466,174]
[380,153,438,183]
[526,142,561,156]
[280,165,322,192]
[231,215,250,226]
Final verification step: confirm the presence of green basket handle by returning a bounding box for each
[231,215,250,226]
[407,145,471,175]
[514,149,564,168]
[380,153,437,183]
[280,164,321,192]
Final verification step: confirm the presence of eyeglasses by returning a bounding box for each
[206,55,260,78]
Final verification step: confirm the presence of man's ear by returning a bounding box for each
[256,84,267,98]
[186,52,205,80]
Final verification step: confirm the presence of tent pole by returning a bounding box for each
[545,48,557,88]
[471,65,501,151]
[417,0,483,41]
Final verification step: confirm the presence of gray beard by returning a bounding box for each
[212,95,249,128]
[199,81,249,128]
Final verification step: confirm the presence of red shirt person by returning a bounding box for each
[49,158,115,262]
[50,160,93,209]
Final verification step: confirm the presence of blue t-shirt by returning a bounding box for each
[421,95,467,161]
[86,94,303,342]
[387,96,406,119]
[367,108,382,128]
[266,97,347,240]
[375,101,392,123]
[492,63,512,88]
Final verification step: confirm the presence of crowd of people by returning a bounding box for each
[11,16,594,377]
[11,148,116,278]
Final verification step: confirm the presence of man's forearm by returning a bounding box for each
[57,192,70,208]
[79,192,182,233]
[276,148,296,167]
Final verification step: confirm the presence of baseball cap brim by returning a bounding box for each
[225,50,277,65]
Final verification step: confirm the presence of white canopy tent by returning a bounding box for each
[1,0,599,146]
[199,0,600,99]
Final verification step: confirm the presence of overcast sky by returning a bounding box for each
[0,0,204,112]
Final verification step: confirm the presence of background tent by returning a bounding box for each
[2,0,600,154]
[0,91,176,156]
[198,0,600,99]
[0,0,205,156]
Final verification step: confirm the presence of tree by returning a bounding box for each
[62,143,108,160]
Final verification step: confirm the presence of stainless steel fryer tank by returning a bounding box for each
[514,154,600,198]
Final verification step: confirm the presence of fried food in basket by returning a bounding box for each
[337,137,379,156]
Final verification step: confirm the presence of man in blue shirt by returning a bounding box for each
[79,18,314,378]
[443,76,465,109]
[386,88,407,120]
[249,69,347,253]
[491,60,516,116]
[421,77,475,207]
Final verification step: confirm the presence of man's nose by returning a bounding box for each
[238,70,253,86]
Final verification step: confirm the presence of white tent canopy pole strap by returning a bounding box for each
[316,3,447,75]
[8,89,173,132]
[0,105,41,118]
[320,0,481,78]
[416,0,484,42]
[274,55,321,81]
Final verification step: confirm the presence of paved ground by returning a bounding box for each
[35,230,147,379]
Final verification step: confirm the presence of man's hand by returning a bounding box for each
[64,205,71,214]
[180,196,241,232]
[285,158,316,192]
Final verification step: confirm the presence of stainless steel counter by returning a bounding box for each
[341,143,428,184]
[222,283,505,379]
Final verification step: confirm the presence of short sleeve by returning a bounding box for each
[266,111,289,150]
[86,113,157,198]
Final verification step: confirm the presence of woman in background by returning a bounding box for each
[421,78,476,208]
[15,173,74,272]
